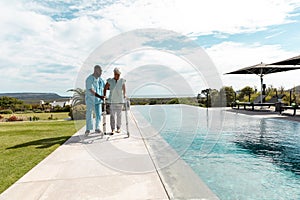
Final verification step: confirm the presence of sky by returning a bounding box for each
[1,0,300,97]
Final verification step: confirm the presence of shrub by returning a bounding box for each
[0,109,13,114]
[149,100,157,105]
[198,103,206,107]
[291,103,298,108]
[7,115,23,122]
[24,110,34,113]
[33,116,39,121]
[48,114,58,120]
[52,105,71,112]
[137,101,148,105]
[69,104,86,120]
[52,105,63,112]
[62,105,71,112]
[167,98,179,104]
[28,116,40,121]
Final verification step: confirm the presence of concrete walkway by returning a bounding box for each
[0,109,218,200]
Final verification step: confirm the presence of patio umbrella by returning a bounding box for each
[270,54,300,65]
[225,62,300,104]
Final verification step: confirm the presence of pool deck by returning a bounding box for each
[0,109,219,200]
[227,107,300,122]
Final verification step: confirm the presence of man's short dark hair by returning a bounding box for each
[94,65,102,71]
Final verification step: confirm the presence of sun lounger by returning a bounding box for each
[236,102,275,111]
[233,95,275,111]
[279,103,299,116]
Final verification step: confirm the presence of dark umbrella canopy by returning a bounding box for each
[270,55,300,66]
[225,60,300,104]
[225,62,300,76]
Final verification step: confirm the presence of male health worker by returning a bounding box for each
[85,65,105,136]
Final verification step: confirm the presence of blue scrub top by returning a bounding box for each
[85,74,105,105]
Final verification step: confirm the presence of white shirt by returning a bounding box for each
[107,78,126,103]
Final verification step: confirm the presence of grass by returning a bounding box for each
[2,112,70,121]
[0,120,85,194]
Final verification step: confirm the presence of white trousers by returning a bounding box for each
[110,104,123,130]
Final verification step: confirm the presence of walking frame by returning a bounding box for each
[102,98,130,138]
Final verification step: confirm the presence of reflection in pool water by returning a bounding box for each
[132,105,300,200]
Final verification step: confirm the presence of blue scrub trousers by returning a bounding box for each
[86,103,102,131]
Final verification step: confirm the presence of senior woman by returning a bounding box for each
[103,67,126,135]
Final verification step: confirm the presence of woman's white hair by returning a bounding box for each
[113,67,121,74]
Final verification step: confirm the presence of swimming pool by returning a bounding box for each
[131,105,300,200]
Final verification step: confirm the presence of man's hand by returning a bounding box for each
[95,93,104,100]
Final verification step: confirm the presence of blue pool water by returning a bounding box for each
[132,105,300,200]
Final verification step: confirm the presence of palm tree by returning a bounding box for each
[67,88,86,106]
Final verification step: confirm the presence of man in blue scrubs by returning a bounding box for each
[85,65,105,136]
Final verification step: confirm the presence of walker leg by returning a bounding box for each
[102,99,106,136]
[124,100,130,138]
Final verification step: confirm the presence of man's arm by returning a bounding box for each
[89,88,104,99]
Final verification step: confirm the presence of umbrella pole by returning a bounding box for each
[260,70,263,109]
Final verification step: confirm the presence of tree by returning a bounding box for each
[0,96,24,111]
[278,86,285,94]
[67,88,86,106]
[210,89,221,107]
[266,84,276,95]
[238,86,254,101]
[220,86,235,106]
[201,88,211,107]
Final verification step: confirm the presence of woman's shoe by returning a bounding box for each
[110,130,115,135]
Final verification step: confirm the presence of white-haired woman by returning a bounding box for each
[104,67,126,135]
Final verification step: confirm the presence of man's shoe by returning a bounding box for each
[84,130,90,136]
[116,129,121,133]
[95,129,102,134]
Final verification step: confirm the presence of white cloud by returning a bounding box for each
[0,0,300,95]
[0,1,121,95]
[98,0,300,35]
[206,41,300,91]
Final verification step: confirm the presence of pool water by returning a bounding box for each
[132,105,300,200]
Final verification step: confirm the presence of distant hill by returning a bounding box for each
[286,85,300,93]
[0,93,71,104]
[291,85,300,93]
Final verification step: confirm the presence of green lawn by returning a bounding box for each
[2,112,70,121]
[0,120,85,194]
